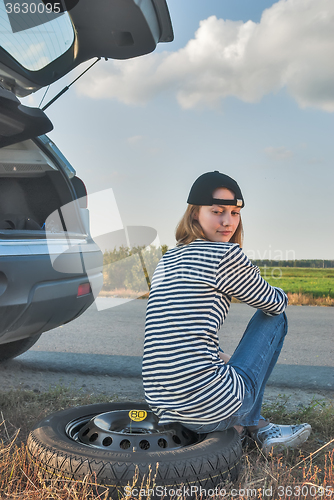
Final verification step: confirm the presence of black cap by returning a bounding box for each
[187,171,245,208]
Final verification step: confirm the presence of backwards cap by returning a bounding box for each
[187,171,244,208]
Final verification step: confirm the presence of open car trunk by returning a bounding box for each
[0,137,86,238]
[0,135,103,349]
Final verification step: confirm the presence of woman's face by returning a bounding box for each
[195,187,241,243]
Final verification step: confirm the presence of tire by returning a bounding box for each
[27,402,242,499]
[0,334,41,362]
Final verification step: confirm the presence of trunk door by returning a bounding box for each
[0,0,174,97]
[0,87,53,147]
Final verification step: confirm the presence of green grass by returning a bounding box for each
[261,395,334,438]
[0,385,115,444]
[259,267,334,298]
[100,268,334,303]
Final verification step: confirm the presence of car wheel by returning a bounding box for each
[0,334,42,362]
[27,402,242,499]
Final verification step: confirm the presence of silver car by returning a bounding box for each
[0,0,173,361]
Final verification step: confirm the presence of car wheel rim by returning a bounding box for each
[66,409,202,452]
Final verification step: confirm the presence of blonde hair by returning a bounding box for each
[175,204,244,247]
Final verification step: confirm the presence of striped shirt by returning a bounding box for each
[142,239,288,425]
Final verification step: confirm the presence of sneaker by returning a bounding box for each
[249,422,312,454]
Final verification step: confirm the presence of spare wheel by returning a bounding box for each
[27,402,242,499]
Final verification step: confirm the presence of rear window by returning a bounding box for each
[0,2,74,71]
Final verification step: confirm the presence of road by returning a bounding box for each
[1,300,333,403]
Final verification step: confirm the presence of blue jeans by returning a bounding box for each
[184,309,288,433]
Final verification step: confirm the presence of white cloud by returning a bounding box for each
[127,135,144,145]
[126,134,160,155]
[265,147,293,160]
[76,0,334,112]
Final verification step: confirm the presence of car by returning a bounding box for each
[0,0,174,361]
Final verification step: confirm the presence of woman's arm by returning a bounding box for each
[217,245,288,315]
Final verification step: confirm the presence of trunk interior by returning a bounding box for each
[0,138,85,236]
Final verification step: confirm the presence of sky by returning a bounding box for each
[23,0,334,260]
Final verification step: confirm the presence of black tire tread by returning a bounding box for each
[27,403,242,498]
[0,334,41,362]
[28,433,241,486]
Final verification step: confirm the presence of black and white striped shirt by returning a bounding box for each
[142,239,288,425]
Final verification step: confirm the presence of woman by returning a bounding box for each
[142,171,311,454]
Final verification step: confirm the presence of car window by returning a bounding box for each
[0,138,59,172]
[38,135,76,178]
[0,2,74,71]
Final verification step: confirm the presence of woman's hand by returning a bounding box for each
[219,351,231,364]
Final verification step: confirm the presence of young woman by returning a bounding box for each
[142,171,311,454]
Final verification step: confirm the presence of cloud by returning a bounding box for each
[127,135,144,145]
[126,135,161,156]
[265,147,293,160]
[76,0,334,112]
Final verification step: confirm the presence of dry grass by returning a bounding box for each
[286,293,334,307]
[99,290,334,306]
[0,391,333,499]
[0,436,333,499]
[99,288,149,299]
[232,445,334,500]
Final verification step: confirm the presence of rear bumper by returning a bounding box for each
[0,247,103,343]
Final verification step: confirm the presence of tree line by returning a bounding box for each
[251,259,334,268]
[102,246,333,292]
[102,245,168,292]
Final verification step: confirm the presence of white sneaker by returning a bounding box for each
[250,423,312,454]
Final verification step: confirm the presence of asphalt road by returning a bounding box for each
[9,299,334,392]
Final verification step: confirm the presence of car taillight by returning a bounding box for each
[81,183,88,208]
[77,283,91,297]
[72,176,88,208]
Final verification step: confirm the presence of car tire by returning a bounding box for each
[0,334,42,362]
[27,402,242,499]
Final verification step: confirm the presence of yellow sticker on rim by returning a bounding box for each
[129,410,147,422]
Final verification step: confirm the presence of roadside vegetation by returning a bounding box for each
[259,267,334,300]
[0,388,333,499]
[100,246,334,306]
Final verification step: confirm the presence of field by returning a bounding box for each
[259,267,334,299]
[100,266,334,306]
[102,247,334,305]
